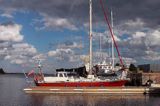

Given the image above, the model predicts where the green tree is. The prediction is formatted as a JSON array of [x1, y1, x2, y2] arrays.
[[0, 68, 5, 74], [115, 63, 120, 66], [129, 64, 137, 73]]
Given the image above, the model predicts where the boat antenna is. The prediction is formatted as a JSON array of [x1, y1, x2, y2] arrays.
[[37, 59, 44, 78], [89, 0, 93, 75]]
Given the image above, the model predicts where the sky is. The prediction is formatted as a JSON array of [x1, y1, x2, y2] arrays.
[[0, 0, 160, 73]]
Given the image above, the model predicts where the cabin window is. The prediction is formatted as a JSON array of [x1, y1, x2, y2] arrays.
[[64, 73, 67, 77], [59, 73, 63, 77]]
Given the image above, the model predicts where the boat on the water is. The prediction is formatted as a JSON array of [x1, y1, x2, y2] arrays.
[[34, 71, 128, 87], [33, 0, 129, 87]]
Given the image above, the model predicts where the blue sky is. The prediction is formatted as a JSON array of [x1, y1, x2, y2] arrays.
[[0, 0, 160, 73]]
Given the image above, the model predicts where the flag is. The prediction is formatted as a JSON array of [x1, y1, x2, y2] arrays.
[[27, 70, 34, 76]]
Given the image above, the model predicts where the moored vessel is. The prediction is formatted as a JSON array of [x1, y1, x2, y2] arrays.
[[34, 71, 128, 87], [34, 0, 129, 87]]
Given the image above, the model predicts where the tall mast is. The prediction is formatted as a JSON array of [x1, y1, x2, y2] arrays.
[[89, 0, 92, 75], [111, 10, 114, 70], [99, 0, 124, 67], [99, 34, 102, 62]]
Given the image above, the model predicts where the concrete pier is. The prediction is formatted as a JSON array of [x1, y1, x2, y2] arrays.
[[23, 86, 159, 95]]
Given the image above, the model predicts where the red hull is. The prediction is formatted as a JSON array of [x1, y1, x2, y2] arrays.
[[35, 80, 127, 87]]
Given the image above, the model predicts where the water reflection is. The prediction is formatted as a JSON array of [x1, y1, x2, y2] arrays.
[[28, 94, 150, 106], [0, 74, 160, 106]]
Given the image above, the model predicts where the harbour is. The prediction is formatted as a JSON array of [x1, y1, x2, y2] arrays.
[[1, 68, 160, 105], [0, 0, 160, 105]]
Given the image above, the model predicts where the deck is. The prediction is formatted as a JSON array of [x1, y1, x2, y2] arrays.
[[23, 86, 160, 95]]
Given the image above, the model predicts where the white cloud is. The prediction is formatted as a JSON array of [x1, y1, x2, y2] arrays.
[[12, 43, 37, 55], [0, 23, 23, 42], [1, 13, 13, 18], [128, 28, 160, 47], [10, 58, 26, 64], [123, 57, 137, 64], [143, 50, 160, 61], [3, 43, 37, 65], [48, 48, 84, 65], [129, 37, 144, 45], [145, 30, 160, 46], [133, 31, 146, 38], [48, 50, 57, 57], [92, 31, 121, 44], [32, 54, 47, 61], [0, 22, 38, 65], [0, 7, 16, 18], [57, 42, 83, 49], [125, 18, 145, 28], [117, 26, 160, 62], [36, 14, 78, 31], [0, 42, 11, 48], [116, 18, 146, 37], [69, 55, 81, 62], [48, 48, 74, 57], [93, 51, 109, 59], [92, 31, 106, 41], [128, 31, 146, 45]]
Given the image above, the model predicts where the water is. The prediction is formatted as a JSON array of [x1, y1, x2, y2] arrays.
[[0, 74, 160, 106]]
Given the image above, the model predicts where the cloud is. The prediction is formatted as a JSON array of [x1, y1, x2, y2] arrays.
[[0, 0, 159, 30], [115, 18, 147, 37], [132, 32, 146, 39], [57, 41, 83, 49], [129, 32, 146, 46], [12, 43, 37, 56], [124, 18, 145, 28], [143, 50, 160, 61], [92, 31, 121, 44], [1, 13, 13, 18], [127, 28, 160, 47], [0, 23, 23, 42], [91, 18, 160, 63], [145, 30, 160, 46], [0, 22, 38, 67], [48, 48, 74, 60], [40, 14, 78, 30], [4, 43, 37, 65], [32, 53, 47, 61], [0, 0, 160, 72], [123, 57, 137, 64], [119, 27, 160, 62], [47, 48, 85, 69]]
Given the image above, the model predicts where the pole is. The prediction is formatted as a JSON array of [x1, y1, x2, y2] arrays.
[[99, 0, 124, 67], [111, 10, 114, 70], [99, 35, 102, 62], [89, 0, 93, 75]]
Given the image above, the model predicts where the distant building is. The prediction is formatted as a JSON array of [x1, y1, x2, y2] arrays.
[[138, 64, 160, 73], [126, 64, 160, 86], [128, 72, 160, 86]]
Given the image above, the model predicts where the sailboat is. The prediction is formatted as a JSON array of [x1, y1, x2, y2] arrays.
[[96, 10, 122, 75], [34, 0, 128, 87]]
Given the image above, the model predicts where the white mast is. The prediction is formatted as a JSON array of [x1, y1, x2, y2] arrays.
[[89, 0, 92, 75], [99, 34, 102, 62], [111, 10, 114, 70]]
